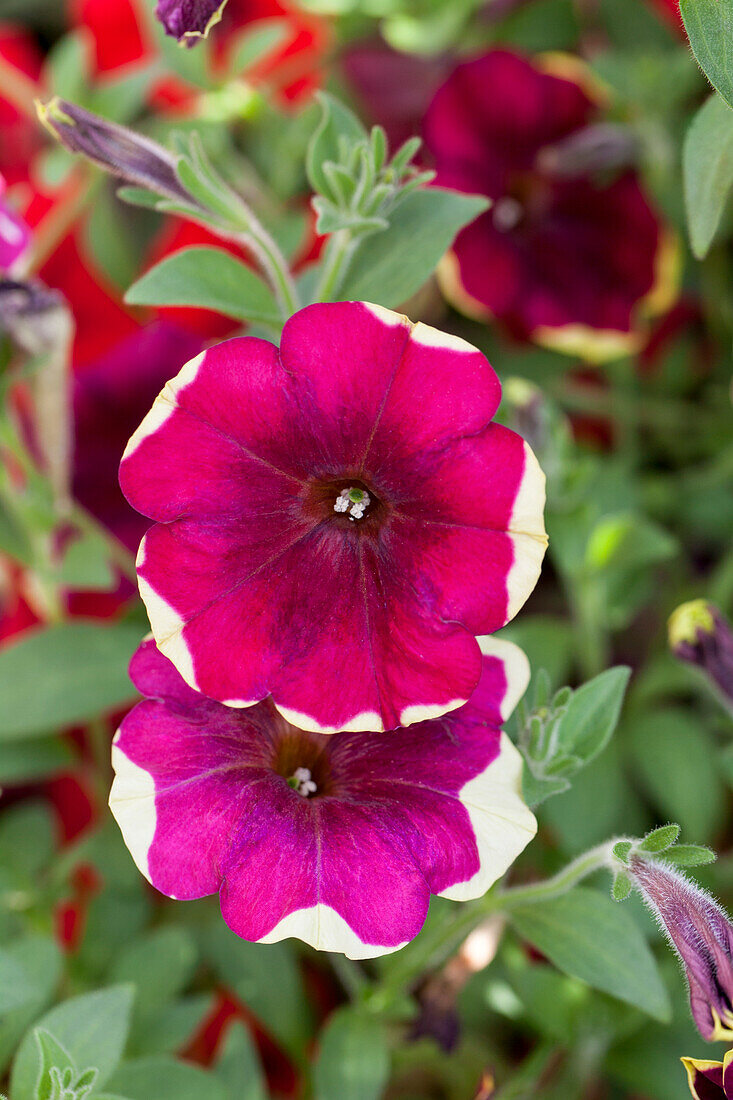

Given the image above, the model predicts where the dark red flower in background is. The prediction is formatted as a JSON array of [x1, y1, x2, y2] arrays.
[[424, 51, 676, 361]]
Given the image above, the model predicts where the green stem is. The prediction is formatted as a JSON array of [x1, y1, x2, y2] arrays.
[[314, 230, 355, 303], [238, 220, 300, 319], [329, 953, 368, 1000], [374, 842, 616, 1001]]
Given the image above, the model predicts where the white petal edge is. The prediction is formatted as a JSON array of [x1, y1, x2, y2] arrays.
[[411, 320, 483, 355], [400, 696, 468, 727], [258, 902, 408, 960], [440, 732, 537, 902], [362, 301, 413, 330], [506, 441, 548, 622], [274, 702, 385, 735], [136, 532, 201, 695], [109, 732, 156, 886], [121, 351, 205, 462], [476, 636, 531, 722]]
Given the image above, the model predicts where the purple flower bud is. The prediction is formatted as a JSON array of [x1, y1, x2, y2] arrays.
[[155, 0, 228, 45], [630, 857, 733, 1042], [0, 279, 69, 355], [35, 98, 198, 209], [669, 600, 733, 708], [537, 123, 640, 178], [682, 1050, 733, 1099]]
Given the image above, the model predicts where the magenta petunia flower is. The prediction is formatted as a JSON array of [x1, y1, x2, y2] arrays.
[[109, 634, 536, 957], [119, 301, 547, 734], [0, 174, 30, 273], [424, 51, 675, 361]]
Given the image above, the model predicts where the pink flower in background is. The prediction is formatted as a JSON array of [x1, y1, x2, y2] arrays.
[[119, 301, 547, 734], [0, 174, 30, 273], [110, 635, 536, 957], [424, 51, 675, 360]]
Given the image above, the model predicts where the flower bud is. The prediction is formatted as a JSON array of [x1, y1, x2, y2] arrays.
[[155, 0, 228, 44], [669, 600, 733, 707], [630, 856, 733, 1042], [537, 123, 640, 178], [36, 98, 197, 209], [0, 279, 68, 356], [682, 1051, 733, 1099]]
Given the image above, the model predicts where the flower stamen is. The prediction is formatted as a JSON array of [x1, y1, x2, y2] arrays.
[[288, 766, 317, 797], [334, 486, 371, 521]]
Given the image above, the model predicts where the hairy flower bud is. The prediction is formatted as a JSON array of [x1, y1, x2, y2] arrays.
[[669, 600, 733, 708], [537, 123, 640, 178], [36, 98, 198, 208], [630, 856, 733, 1042], [155, 0, 228, 44]]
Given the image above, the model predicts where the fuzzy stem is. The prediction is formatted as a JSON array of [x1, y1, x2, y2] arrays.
[[314, 230, 355, 303], [375, 842, 616, 1000]]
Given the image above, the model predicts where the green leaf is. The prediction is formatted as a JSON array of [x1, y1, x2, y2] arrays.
[[662, 844, 717, 868], [0, 938, 62, 1076], [628, 708, 726, 842], [306, 93, 366, 198], [509, 887, 671, 1021], [130, 995, 212, 1057], [612, 841, 633, 864], [34, 1029, 78, 1100], [0, 622, 142, 740], [10, 985, 134, 1099], [611, 872, 633, 902], [125, 247, 281, 327], [547, 668, 628, 767], [313, 1008, 390, 1100], [338, 187, 487, 307], [110, 928, 198, 1017], [0, 952, 43, 1014], [638, 824, 681, 853], [683, 94, 733, 259], [229, 19, 289, 74], [106, 1057, 228, 1100], [55, 533, 116, 591], [0, 735, 72, 783], [43, 32, 91, 105], [680, 0, 733, 107], [556, 666, 630, 764], [215, 1022, 267, 1100], [201, 922, 311, 1055]]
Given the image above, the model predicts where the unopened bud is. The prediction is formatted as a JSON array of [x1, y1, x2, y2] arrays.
[[630, 856, 733, 1042], [0, 279, 68, 356], [669, 600, 733, 707], [36, 98, 198, 209], [537, 123, 640, 178], [155, 0, 228, 45]]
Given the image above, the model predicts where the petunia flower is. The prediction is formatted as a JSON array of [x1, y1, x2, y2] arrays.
[[119, 301, 547, 734], [682, 1051, 733, 1099], [0, 174, 30, 274], [155, 0, 229, 45], [630, 857, 733, 1042], [424, 50, 675, 361], [109, 634, 537, 957]]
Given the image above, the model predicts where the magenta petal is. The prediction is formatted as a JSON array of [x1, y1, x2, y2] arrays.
[[121, 303, 546, 732], [110, 639, 536, 958]]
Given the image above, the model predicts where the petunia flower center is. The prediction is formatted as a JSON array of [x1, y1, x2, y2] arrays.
[[334, 486, 371, 521], [301, 475, 388, 535], [287, 766, 317, 797], [272, 724, 336, 798]]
